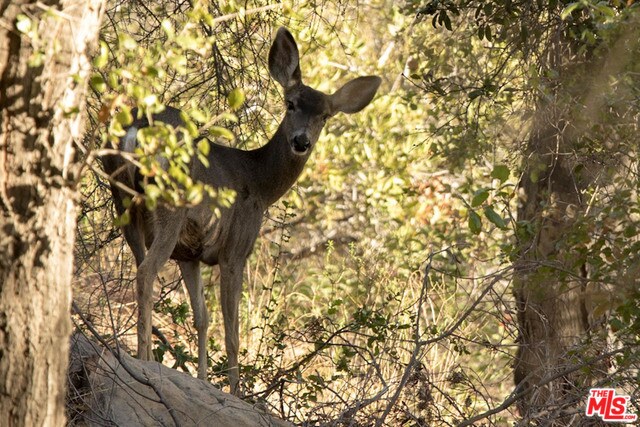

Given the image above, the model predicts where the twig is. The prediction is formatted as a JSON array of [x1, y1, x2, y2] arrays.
[[419, 273, 506, 347], [457, 348, 627, 427], [210, 3, 282, 25], [247, 324, 353, 400], [375, 252, 435, 427]]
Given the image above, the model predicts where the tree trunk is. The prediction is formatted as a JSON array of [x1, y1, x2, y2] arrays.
[[513, 113, 597, 424], [0, 0, 103, 425], [513, 19, 640, 424]]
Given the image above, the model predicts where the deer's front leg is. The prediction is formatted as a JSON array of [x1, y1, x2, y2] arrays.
[[135, 262, 155, 360], [219, 260, 243, 395], [135, 210, 185, 361]]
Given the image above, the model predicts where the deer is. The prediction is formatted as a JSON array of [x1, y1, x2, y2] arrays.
[[101, 27, 381, 394]]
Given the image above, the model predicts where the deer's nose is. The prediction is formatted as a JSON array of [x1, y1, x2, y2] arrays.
[[292, 134, 310, 153]]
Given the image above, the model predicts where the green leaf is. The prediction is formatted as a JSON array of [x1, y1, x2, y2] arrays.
[[609, 317, 626, 332], [113, 210, 131, 226], [28, 51, 44, 68], [197, 139, 210, 156], [190, 109, 207, 123], [623, 225, 637, 238], [168, 54, 187, 73], [184, 120, 198, 137], [119, 33, 137, 50], [210, 126, 234, 141], [186, 185, 203, 204], [93, 41, 109, 69], [468, 210, 482, 235], [115, 109, 133, 127], [179, 149, 191, 164], [228, 88, 245, 110], [63, 107, 80, 118], [560, 2, 581, 20], [594, 4, 615, 18], [107, 71, 119, 89], [471, 189, 489, 207], [197, 153, 209, 168], [161, 19, 174, 37], [152, 346, 165, 363], [143, 65, 159, 78], [468, 89, 483, 100], [90, 74, 106, 92], [218, 112, 238, 123], [491, 164, 510, 183], [145, 184, 161, 200], [529, 169, 540, 183], [484, 206, 507, 229]]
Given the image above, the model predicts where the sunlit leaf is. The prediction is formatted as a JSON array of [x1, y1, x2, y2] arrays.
[[145, 184, 161, 200], [90, 74, 106, 92], [16, 14, 31, 34], [210, 126, 234, 141], [197, 139, 210, 156], [115, 109, 133, 127], [560, 2, 581, 20], [93, 41, 109, 68], [228, 88, 245, 110], [113, 210, 131, 226]]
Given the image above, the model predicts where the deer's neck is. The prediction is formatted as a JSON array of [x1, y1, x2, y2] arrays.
[[249, 124, 308, 207]]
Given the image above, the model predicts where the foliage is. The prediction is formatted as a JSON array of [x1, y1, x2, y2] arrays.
[[403, 0, 640, 421], [71, 0, 640, 425]]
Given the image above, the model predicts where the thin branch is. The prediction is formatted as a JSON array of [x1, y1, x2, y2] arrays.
[[375, 252, 435, 427], [457, 348, 628, 427]]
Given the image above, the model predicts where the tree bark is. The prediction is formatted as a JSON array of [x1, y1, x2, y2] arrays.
[[513, 18, 640, 424], [0, 0, 103, 425], [513, 112, 596, 423]]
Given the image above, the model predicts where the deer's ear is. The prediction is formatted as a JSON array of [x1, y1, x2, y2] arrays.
[[268, 27, 302, 89], [330, 76, 381, 114]]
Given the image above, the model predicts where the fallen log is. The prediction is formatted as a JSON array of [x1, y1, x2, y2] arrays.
[[67, 333, 291, 427]]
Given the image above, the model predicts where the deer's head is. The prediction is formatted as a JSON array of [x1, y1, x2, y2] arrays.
[[268, 27, 381, 156]]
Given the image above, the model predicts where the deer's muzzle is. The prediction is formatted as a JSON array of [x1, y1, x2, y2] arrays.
[[292, 134, 311, 154]]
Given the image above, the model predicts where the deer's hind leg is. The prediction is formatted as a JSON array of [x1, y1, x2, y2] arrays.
[[219, 260, 243, 394], [109, 183, 146, 267], [122, 208, 146, 268], [178, 260, 209, 380]]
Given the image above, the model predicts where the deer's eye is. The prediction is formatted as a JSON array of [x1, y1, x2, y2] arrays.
[[286, 101, 295, 111]]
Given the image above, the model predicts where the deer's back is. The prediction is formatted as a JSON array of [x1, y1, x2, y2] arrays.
[[103, 109, 266, 267]]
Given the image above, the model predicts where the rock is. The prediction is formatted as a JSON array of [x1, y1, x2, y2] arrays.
[[67, 333, 291, 427]]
